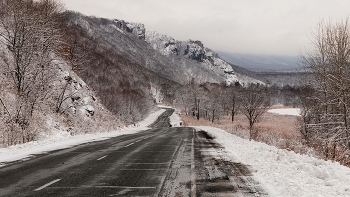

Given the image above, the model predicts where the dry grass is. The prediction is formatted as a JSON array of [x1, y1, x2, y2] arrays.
[[181, 109, 318, 157]]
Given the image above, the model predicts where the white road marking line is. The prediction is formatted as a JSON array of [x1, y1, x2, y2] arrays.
[[191, 129, 197, 197], [97, 155, 108, 161], [143, 134, 156, 140], [118, 169, 163, 171], [124, 133, 157, 147], [41, 186, 156, 189], [95, 186, 156, 189], [137, 152, 174, 153], [126, 162, 169, 164], [34, 179, 61, 191], [125, 142, 134, 147]]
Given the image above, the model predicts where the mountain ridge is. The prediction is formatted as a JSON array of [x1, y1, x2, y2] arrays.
[[146, 31, 265, 85], [69, 11, 265, 86]]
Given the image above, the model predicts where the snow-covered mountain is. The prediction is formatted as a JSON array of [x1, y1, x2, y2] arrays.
[[66, 12, 265, 86], [67, 12, 225, 85], [146, 31, 265, 85], [60, 11, 270, 124]]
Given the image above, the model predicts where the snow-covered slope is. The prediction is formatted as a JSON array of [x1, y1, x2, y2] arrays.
[[146, 31, 265, 85], [0, 32, 119, 147]]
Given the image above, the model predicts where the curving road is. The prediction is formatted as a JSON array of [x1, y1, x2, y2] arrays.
[[0, 108, 266, 196]]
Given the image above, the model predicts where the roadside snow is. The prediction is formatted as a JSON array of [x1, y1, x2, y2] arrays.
[[0, 108, 166, 166], [169, 110, 182, 127], [268, 108, 301, 116], [193, 126, 350, 197], [137, 108, 166, 128]]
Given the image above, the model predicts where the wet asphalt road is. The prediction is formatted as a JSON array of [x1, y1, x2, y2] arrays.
[[0, 109, 267, 196]]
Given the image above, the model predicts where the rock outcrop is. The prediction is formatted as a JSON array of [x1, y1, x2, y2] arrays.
[[113, 19, 146, 40], [146, 31, 265, 85]]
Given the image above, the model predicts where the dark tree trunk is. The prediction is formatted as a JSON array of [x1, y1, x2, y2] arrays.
[[212, 109, 215, 123], [231, 109, 234, 122]]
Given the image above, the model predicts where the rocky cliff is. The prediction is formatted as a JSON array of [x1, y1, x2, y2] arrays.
[[146, 31, 265, 85], [113, 19, 146, 41]]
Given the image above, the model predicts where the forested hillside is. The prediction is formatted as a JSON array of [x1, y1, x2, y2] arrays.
[[0, 0, 120, 147], [61, 11, 181, 124], [65, 12, 225, 85]]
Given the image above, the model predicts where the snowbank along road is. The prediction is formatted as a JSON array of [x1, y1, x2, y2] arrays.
[[0, 109, 266, 196]]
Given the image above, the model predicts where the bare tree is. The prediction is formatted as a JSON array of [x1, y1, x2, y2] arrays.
[[182, 80, 203, 119], [0, 0, 64, 144], [207, 84, 223, 123], [240, 85, 269, 140], [302, 18, 350, 153], [226, 85, 241, 122]]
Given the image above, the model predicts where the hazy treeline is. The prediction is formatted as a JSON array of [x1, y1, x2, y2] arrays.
[[174, 81, 300, 140]]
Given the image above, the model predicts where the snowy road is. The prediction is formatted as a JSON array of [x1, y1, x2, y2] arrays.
[[0, 109, 266, 196]]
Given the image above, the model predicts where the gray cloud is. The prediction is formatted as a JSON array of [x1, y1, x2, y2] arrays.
[[61, 0, 350, 56]]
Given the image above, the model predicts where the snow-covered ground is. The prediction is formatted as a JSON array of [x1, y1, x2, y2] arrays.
[[193, 126, 350, 197], [169, 111, 183, 127], [0, 109, 166, 167], [268, 108, 301, 116], [2, 105, 350, 197]]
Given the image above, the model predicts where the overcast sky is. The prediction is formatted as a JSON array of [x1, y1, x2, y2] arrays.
[[61, 0, 350, 56]]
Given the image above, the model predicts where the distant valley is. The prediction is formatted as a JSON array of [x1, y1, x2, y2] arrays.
[[217, 51, 302, 72], [216, 51, 310, 86]]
